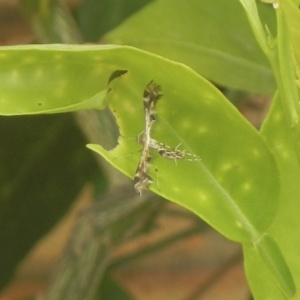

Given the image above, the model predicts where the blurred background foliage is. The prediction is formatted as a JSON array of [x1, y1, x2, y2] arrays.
[[75, 0, 153, 41]]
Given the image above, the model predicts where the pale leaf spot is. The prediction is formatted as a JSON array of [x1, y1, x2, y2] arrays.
[[180, 120, 192, 129], [236, 221, 243, 228], [220, 163, 232, 172], [242, 182, 252, 191], [197, 126, 208, 135], [35, 69, 44, 78]]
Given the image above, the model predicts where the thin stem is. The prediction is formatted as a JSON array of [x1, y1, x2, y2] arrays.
[[273, 6, 299, 127], [238, 0, 270, 56]]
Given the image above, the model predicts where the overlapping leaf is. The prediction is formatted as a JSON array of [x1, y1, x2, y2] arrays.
[[104, 0, 276, 95], [0, 44, 113, 114]]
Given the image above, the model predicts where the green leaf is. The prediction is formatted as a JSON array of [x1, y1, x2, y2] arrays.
[[74, 46, 278, 243], [243, 93, 299, 299], [75, 0, 152, 42], [0, 44, 283, 297], [0, 44, 279, 243], [103, 0, 276, 94], [243, 242, 287, 300], [0, 44, 115, 115]]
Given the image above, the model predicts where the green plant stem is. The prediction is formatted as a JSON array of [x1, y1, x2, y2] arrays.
[[239, 0, 299, 127], [271, 6, 299, 127], [239, 0, 297, 297], [239, 0, 270, 56]]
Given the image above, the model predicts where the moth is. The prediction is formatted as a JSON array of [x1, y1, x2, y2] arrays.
[[122, 81, 200, 195], [133, 81, 162, 195]]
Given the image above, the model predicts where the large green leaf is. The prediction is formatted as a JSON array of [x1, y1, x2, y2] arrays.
[[103, 0, 276, 95], [0, 45, 279, 243], [0, 44, 279, 244], [0, 44, 113, 115], [75, 0, 153, 41], [243, 92, 300, 299], [88, 71, 279, 245]]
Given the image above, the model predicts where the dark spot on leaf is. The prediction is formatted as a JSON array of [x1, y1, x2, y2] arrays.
[[108, 70, 128, 84]]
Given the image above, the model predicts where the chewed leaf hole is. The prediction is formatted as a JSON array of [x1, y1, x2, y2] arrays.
[[108, 70, 128, 84]]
